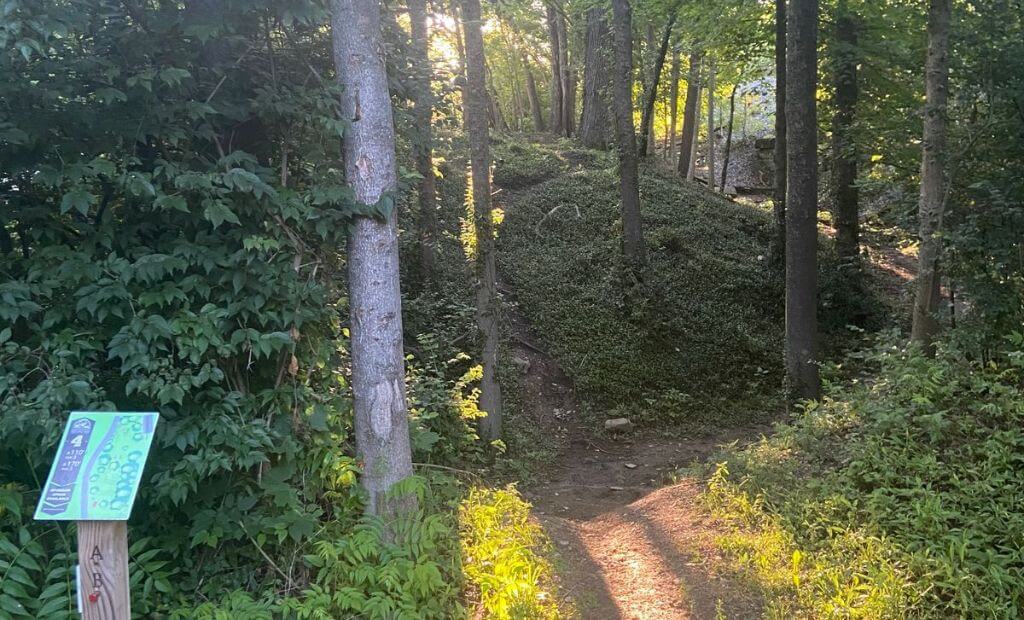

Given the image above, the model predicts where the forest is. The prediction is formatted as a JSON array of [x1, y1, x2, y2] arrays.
[[1, 0, 1023, 617]]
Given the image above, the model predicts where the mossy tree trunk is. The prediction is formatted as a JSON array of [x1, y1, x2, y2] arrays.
[[461, 0, 504, 440]]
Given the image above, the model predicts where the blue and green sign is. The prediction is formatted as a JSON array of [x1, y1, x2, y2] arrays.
[[34, 412, 158, 521]]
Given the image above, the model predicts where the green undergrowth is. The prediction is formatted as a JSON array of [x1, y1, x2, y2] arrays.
[[703, 333, 1024, 618], [493, 137, 878, 424], [459, 486, 565, 619]]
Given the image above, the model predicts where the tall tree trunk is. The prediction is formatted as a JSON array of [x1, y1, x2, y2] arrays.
[[644, 23, 657, 155], [408, 0, 437, 284], [524, 56, 545, 131], [831, 0, 859, 261], [546, 3, 564, 135], [506, 47, 525, 129], [330, 0, 415, 518], [451, 0, 468, 124], [667, 47, 680, 162], [720, 82, 738, 191], [461, 0, 504, 439], [579, 6, 611, 149], [638, 12, 677, 158], [687, 91, 699, 179], [741, 95, 748, 139], [565, 66, 577, 136], [911, 0, 951, 353], [770, 0, 787, 265], [705, 59, 716, 188], [677, 51, 700, 176], [610, 0, 646, 268], [485, 65, 508, 132], [785, 0, 820, 401], [557, 8, 574, 136]]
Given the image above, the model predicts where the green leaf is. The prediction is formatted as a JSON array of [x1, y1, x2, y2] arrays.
[[60, 187, 96, 216], [202, 200, 240, 228], [94, 88, 127, 105], [0, 594, 30, 617], [158, 67, 191, 86], [154, 195, 189, 213]]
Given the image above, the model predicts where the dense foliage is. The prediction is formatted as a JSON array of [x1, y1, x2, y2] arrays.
[[0, 1, 560, 617], [706, 335, 1024, 618]]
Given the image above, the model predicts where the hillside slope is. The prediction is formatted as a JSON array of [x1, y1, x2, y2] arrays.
[[495, 139, 787, 420]]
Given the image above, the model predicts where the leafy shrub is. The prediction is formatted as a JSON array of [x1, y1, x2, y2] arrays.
[[459, 486, 563, 619], [0, 2, 485, 616], [705, 334, 1024, 618]]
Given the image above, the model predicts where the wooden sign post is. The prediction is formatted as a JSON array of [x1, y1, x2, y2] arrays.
[[35, 412, 159, 620], [78, 521, 130, 619]]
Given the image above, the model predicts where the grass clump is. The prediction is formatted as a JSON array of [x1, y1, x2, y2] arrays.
[[459, 485, 565, 619], [703, 334, 1024, 618]]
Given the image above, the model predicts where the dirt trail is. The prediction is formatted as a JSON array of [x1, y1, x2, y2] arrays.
[[503, 298, 768, 619]]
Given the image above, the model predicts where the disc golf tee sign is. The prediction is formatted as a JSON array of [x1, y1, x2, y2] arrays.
[[35, 412, 158, 619], [35, 412, 158, 521]]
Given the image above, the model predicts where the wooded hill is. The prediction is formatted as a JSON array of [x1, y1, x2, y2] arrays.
[[1, 0, 1023, 617]]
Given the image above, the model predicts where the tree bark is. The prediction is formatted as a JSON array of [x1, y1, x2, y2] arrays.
[[644, 23, 657, 155], [770, 0, 787, 266], [610, 0, 646, 268], [667, 47, 680, 162], [485, 64, 508, 132], [579, 6, 611, 149], [705, 58, 716, 188], [638, 12, 677, 158], [720, 82, 737, 192], [785, 0, 820, 401], [330, 0, 415, 517], [831, 0, 859, 261], [911, 0, 951, 353], [503, 33, 525, 129], [677, 51, 700, 176], [546, 2, 564, 135], [524, 55, 545, 131], [461, 0, 504, 439], [687, 89, 699, 179], [557, 7, 574, 136], [408, 0, 437, 284]]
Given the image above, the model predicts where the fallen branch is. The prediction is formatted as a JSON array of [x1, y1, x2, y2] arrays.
[[512, 333, 545, 354], [534, 203, 580, 234]]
